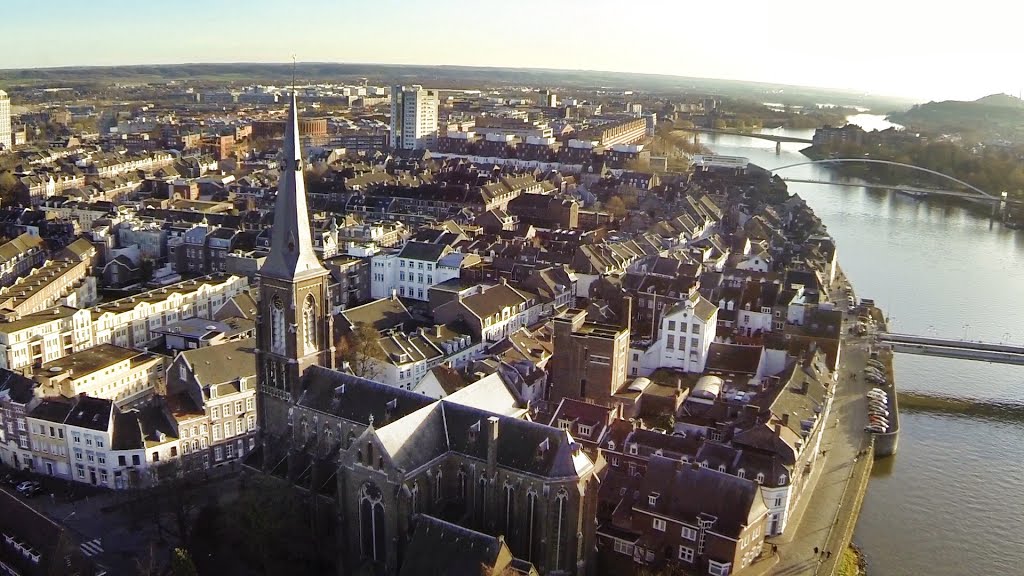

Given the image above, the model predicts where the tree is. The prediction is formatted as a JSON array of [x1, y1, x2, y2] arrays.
[[336, 321, 385, 380], [604, 196, 627, 218], [0, 172, 17, 206], [170, 548, 198, 576]]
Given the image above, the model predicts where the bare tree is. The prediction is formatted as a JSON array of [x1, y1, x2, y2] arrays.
[[336, 321, 385, 380]]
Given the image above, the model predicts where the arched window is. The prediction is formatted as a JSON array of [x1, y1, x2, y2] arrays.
[[359, 484, 386, 563], [554, 490, 569, 571], [270, 296, 286, 355], [526, 490, 539, 562], [503, 483, 515, 544], [477, 476, 488, 527], [756, 472, 765, 484], [302, 295, 317, 354], [779, 474, 787, 485], [433, 469, 443, 502], [737, 469, 746, 480], [410, 482, 420, 513], [718, 464, 726, 473], [457, 469, 467, 502]]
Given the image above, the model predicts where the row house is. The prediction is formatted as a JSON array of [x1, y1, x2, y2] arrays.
[[598, 456, 768, 576], [0, 233, 46, 287], [367, 325, 482, 390], [165, 338, 258, 473], [79, 150, 174, 179], [0, 239, 97, 317], [90, 274, 249, 349], [0, 370, 37, 470], [15, 175, 57, 205], [434, 281, 541, 343]]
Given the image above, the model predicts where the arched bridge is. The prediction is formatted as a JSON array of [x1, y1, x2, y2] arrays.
[[768, 158, 1016, 205]]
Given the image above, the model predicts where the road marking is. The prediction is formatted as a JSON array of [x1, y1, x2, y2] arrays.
[[80, 539, 103, 557]]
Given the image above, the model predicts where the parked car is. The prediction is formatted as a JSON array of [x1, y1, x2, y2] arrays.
[[15, 480, 41, 496]]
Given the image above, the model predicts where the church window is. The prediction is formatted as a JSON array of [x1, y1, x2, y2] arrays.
[[359, 484, 386, 563], [302, 295, 317, 354], [270, 296, 285, 355]]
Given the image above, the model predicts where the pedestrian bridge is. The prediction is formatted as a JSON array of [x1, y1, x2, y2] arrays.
[[877, 333, 1024, 365]]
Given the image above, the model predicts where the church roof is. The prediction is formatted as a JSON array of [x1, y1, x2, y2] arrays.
[[258, 93, 327, 282]]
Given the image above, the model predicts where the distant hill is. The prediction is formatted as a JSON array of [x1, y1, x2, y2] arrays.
[[888, 93, 1024, 142], [0, 62, 913, 111], [974, 93, 1024, 109]]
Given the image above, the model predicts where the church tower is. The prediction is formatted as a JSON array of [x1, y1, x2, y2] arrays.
[[255, 92, 334, 415]]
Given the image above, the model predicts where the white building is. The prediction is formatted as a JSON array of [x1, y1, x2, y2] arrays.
[[0, 307, 94, 371], [390, 85, 438, 150], [31, 344, 164, 408], [629, 293, 719, 376], [0, 90, 10, 150], [366, 325, 481, 390], [90, 274, 248, 348], [371, 242, 462, 302]]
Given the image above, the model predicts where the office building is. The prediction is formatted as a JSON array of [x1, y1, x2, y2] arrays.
[[0, 90, 10, 150], [390, 85, 438, 150]]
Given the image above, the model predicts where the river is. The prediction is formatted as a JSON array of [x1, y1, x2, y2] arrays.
[[699, 120, 1024, 576]]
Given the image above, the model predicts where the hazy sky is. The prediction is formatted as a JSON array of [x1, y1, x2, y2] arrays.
[[0, 0, 1019, 102]]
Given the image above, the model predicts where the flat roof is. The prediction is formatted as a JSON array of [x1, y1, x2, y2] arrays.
[[34, 343, 146, 380]]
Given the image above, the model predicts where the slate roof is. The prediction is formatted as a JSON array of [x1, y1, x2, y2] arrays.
[[705, 343, 763, 375], [27, 398, 74, 424], [0, 490, 97, 576], [111, 411, 144, 450], [181, 338, 256, 387], [64, 395, 113, 432], [341, 297, 413, 333], [399, 515, 507, 576], [0, 369, 37, 403], [297, 366, 435, 427], [397, 241, 449, 262], [624, 455, 768, 540]]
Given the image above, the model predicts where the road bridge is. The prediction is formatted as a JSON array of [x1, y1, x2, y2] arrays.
[[679, 127, 812, 153], [878, 333, 1024, 365]]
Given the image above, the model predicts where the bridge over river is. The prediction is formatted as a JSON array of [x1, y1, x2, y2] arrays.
[[679, 127, 812, 153], [878, 333, 1024, 365]]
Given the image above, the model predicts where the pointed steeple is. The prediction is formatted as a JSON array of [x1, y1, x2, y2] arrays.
[[259, 92, 326, 281]]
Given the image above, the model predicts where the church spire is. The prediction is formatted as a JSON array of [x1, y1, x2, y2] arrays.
[[259, 92, 326, 282]]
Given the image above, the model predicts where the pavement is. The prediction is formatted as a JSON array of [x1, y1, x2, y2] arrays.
[[744, 270, 877, 576], [2, 465, 244, 575]]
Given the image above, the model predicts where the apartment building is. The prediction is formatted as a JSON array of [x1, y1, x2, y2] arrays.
[[390, 85, 439, 150], [0, 306, 94, 371], [31, 344, 164, 407], [165, 339, 258, 473], [90, 274, 248, 349]]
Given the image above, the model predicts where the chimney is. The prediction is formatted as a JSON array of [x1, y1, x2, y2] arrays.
[[391, 289, 398, 301], [486, 416, 499, 478], [774, 423, 783, 437], [781, 413, 790, 428], [801, 380, 809, 394], [743, 404, 759, 421], [435, 325, 443, 338], [623, 295, 633, 334]]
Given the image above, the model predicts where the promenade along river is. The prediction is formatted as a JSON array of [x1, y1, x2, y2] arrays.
[[701, 120, 1024, 576]]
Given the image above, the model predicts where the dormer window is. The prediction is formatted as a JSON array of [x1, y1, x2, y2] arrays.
[[577, 424, 592, 437], [648, 492, 660, 506], [718, 464, 726, 473], [756, 472, 765, 484], [737, 469, 746, 479], [557, 419, 571, 430], [700, 460, 708, 468], [629, 443, 638, 455], [607, 441, 616, 451]]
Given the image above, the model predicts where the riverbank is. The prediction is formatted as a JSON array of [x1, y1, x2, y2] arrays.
[[838, 544, 867, 576]]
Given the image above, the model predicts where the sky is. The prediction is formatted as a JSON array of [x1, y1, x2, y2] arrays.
[[0, 0, 1020, 102]]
